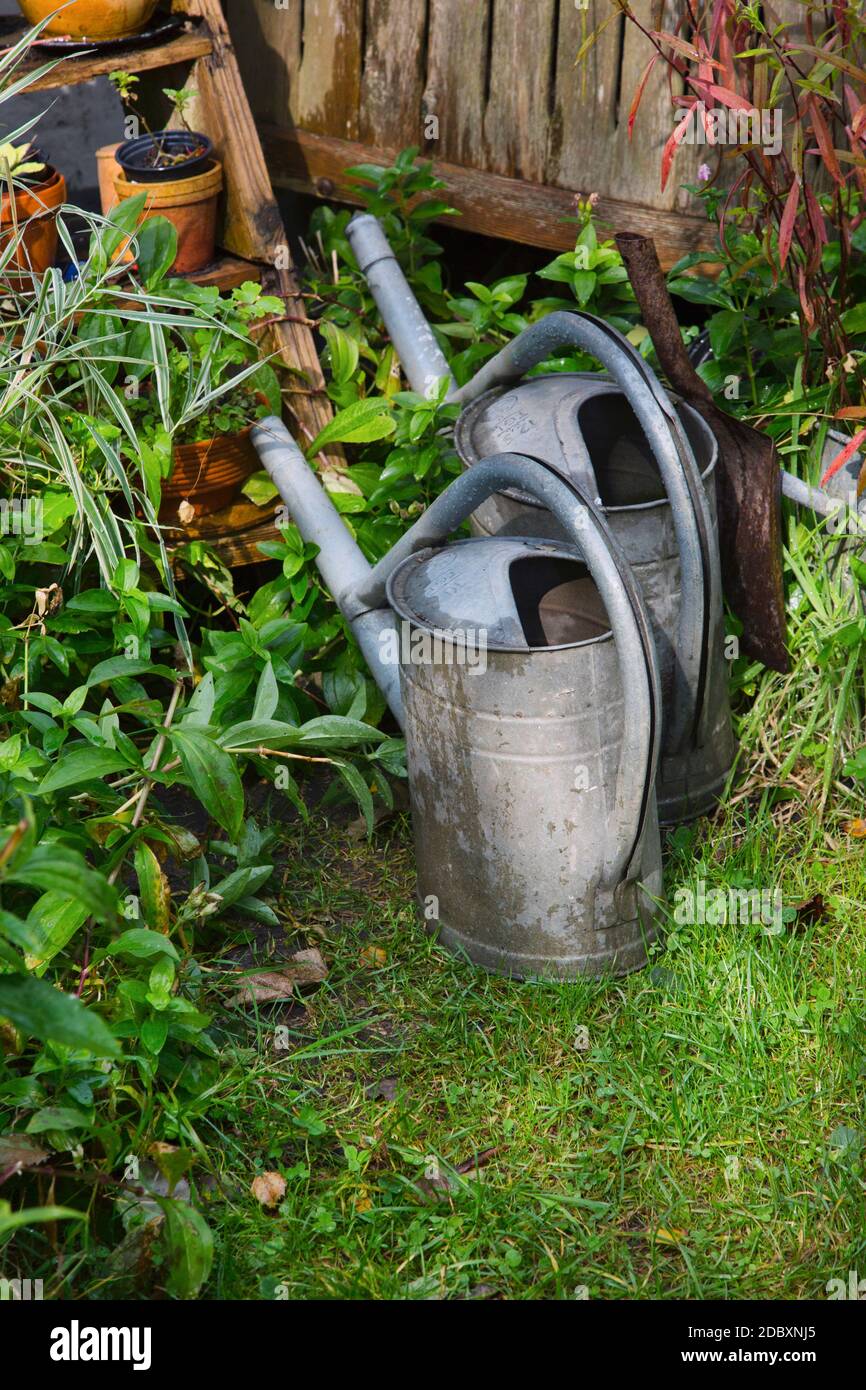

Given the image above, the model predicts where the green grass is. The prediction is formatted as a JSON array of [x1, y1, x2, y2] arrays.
[[187, 781, 865, 1301]]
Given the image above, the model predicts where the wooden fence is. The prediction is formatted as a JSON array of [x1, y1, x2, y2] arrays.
[[226, 1, 723, 266]]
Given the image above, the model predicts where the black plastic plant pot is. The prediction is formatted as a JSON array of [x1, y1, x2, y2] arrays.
[[116, 131, 214, 184]]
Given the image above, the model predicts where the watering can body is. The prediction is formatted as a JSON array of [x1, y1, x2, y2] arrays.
[[346, 213, 736, 824], [455, 373, 735, 823], [388, 537, 662, 977], [253, 421, 664, 979]]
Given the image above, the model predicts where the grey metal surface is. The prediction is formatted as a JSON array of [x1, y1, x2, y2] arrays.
[[345, 218, 732, 823], [456, 371, 735, 824], [252, 418, 664, 978], [383, 459, 663, 979], [251, 417, 405, 725], [346, 213, 456, 399]]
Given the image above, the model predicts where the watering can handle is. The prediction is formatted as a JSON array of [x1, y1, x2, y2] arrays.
[[453, 310, 717, 756], [354, 453, 661, 888]]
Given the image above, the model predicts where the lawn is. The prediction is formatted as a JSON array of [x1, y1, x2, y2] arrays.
[[193, 786, 864, 1301]]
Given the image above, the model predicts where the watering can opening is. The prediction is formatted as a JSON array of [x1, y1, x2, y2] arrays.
[[455, 376, 717, 515], [386, 537, 613, 653], [577, 392, 716, 510]]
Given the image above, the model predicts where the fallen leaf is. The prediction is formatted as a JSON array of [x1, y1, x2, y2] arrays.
[[229, 948, 327, 1005], [417, 1147, 499, 1199], [655, 1226, 688, 1245], [360, 945, 387, 968], [365, 1076, 398, 1102], [792, 893, 826, 927], [251, 1171, 286, 1208], [843, 818, 866, 837]]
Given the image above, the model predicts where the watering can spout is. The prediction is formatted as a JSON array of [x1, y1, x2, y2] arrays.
[[251, 416, 405, 727], [347, 212, 457, 400]]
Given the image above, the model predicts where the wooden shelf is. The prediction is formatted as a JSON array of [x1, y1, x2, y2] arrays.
[[164, 493, 279, 568], [12, 22, 211, 91], [183, 251, 262, 291]]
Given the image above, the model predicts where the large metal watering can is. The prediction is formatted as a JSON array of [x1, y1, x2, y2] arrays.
[[346, 213, 735, 824], [252, 419, 663, 979]]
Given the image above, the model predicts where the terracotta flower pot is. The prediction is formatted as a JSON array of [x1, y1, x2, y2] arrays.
[[0, 167, 66, 275], [115, 160, 223, 274], [17, 0, 159, 39], [160, 426, 260, 522], [95, 143, 122, 215]]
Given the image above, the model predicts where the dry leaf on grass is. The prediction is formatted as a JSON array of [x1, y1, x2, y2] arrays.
[[251, 1171, 286, 1208], [229, 948, 327, 1006], [360, 945, 387, 968], [843, 819, 866, 837], [792, 893, 827, 928], [365, 1076, 398, 1102], [654, 1226, 688, 1245]]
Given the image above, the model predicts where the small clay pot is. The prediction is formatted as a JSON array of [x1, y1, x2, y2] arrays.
[[17, 0, 159, 39], [0, 166, 66, 274], [117, 131, 215, 184], [160, 426, 260, 522], [115, 160, 223, 274]]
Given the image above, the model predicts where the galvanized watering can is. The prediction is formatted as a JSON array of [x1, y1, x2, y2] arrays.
[[346, 213, 735, 824], [252, 419, 664, 980]]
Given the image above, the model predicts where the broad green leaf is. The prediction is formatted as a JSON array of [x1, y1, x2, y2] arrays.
[[100, 928, 179, 962], [171, 728, 244, 841], [156, 1196, 213, 1299], [134, 842, 171, 934], [135, 215, 178, 288], [5, 846, 119, 926], [252, 662, 279, 722], [24, 893, 89, 976], [305, 398, 395, 457], [334, 760, 375, 837], [297, 716, 386, 748], [0, 974, 119, 1056], [37, 746, 130, 794]]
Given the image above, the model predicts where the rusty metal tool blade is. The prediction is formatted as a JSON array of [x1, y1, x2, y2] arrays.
[[615, 232, 788, 673]]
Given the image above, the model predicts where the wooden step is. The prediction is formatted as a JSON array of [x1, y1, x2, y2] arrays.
[[183, 251, 262, 291], [9, 19, 211, 91]]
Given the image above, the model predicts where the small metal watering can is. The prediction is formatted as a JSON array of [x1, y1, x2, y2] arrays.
[[346, 213, 735, 824], [252, 419, 663, 979]]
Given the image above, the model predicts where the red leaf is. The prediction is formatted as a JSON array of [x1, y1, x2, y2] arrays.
[[778, 178, 800, 270], [661, 109, 694, 191], [810, 97, 844, 185], [803, 182, 828, 245], [796, 265, 815, 332], [688, 78, 755, 112], [821, 427, 866, 486], [628, 54, 660, 140], [651, 31, 722, 66]]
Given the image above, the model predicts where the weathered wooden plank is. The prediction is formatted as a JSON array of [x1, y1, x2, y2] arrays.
[[359, 0, 427, 149], [261, 125, 715, 268], [483, 0, 558, 182], [293, 0, 364, 140], [16, 27, 212, 91], [548, 0, 622, 192], [226, 0, 299, 128], [175, 0, 337, 461], [423, 0, 490, 167], [552, 0, 703, 209]]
